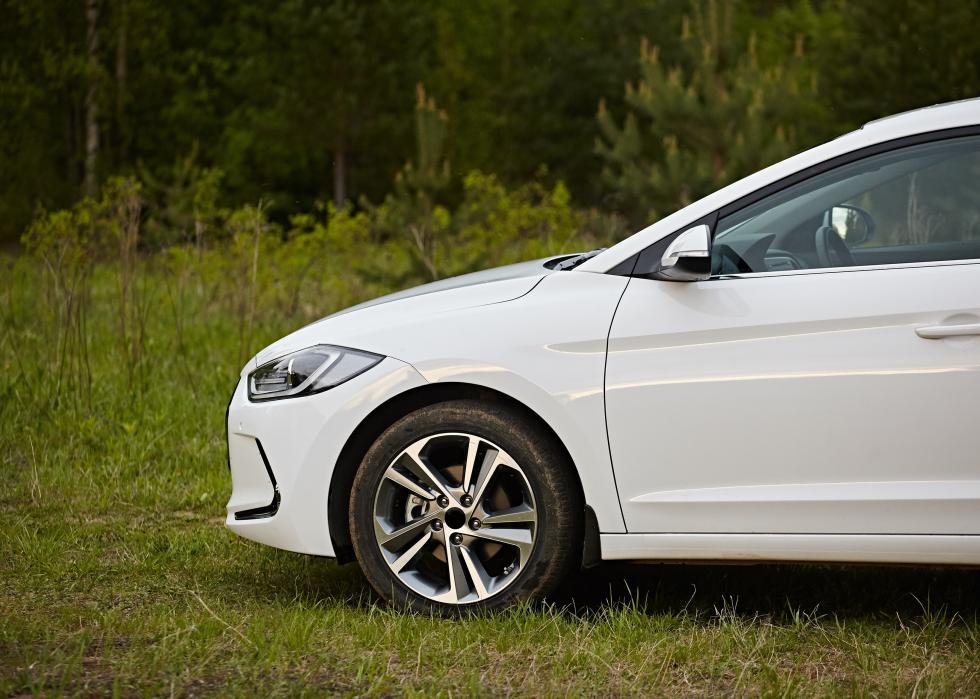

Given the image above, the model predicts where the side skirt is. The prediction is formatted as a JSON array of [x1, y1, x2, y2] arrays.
[[600, 533, 980, 566]]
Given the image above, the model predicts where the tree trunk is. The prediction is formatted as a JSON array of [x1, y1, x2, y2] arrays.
[[83, 0, 100, 198], [115, 0, 128, 167], [332, 134, 347, 208]]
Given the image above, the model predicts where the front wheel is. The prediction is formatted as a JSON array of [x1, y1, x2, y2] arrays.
[[349, 399, 583, 613]]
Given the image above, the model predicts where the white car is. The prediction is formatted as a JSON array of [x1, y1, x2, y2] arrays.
[[226, 99, 980, 612]]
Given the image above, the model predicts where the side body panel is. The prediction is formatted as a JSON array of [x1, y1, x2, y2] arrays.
[[605, 263, 980, 534]]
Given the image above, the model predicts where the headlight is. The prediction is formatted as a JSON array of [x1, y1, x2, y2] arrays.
[[247, 345, 384, 401]]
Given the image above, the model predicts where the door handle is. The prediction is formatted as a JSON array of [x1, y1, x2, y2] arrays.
[[915, 323, 980, 339]]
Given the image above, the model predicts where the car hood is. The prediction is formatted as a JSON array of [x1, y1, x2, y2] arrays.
[[250, 256, 565, 369]]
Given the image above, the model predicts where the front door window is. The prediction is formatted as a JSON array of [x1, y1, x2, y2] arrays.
[[712, 135, 980, 275]]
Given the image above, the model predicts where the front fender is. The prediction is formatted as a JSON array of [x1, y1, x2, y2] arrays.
[[410, 356, 626, 533]]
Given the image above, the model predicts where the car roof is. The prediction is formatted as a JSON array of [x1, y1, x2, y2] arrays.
[[576, 98, 980, 274], [861, 97, 980, 131]]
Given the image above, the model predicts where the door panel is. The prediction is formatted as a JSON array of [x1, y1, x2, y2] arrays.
[[605, 263, 980, 534]]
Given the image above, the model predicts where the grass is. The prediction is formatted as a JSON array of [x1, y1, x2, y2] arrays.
[[2, 256, 979, 696]]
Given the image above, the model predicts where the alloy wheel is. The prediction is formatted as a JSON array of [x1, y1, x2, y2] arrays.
[[372, 432, 538, 604]]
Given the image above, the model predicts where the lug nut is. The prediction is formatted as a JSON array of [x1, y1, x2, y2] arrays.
[[437, 496, 450, 508], [431, 520, 443, 531], [469, 518, 481, 530], [460, 494, 473, 507], [450, 533, 463, 545]]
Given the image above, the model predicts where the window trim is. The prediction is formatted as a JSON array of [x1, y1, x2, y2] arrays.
[[711, 256, 980, 281]]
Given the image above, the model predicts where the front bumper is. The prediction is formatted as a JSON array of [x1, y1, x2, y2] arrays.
[[225, 356, 428, 556]]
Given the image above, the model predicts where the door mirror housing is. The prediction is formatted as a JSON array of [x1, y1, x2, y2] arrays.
[[652, 224, 712, 281], [829, 205, 874, 246]]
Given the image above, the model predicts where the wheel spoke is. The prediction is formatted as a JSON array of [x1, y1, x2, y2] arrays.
[[443, 538, 470, 602], [402, 443, 452, 499], [458, 544, 493, 599], [470, 526, 534, 565], [390, 530, 432, 573], [383, 466, 434, 501], [375, 510, 439, 548], [480, 503, 537, 526], [462, 435, 480, 492], [471, 449, 504, 506]]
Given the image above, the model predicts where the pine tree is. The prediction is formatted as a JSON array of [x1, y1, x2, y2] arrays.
[[596, 0, 819, 227], [399, 83, 451, 199], [378, 84, 451, 280]]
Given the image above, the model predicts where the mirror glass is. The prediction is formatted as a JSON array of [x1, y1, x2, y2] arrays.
[[830, 205, 873, 246]]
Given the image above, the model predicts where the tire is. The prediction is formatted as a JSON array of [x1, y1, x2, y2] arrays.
[[349, 399, 583, 614]]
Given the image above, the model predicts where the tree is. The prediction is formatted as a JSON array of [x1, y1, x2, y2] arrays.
[[83, 0, 101, 197], [813, 0, 980, 132], [596, 0, 821, 226], [3, 0, 979, 246], [215, 0, 429, 213], [373, 84, 450, 280], [424, 0, 679, 207]]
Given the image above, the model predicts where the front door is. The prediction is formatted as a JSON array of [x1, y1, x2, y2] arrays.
[[605, 132, 980, 535]]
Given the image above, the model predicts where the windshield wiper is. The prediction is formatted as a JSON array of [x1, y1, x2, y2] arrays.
[[552, 248, 605, 271]]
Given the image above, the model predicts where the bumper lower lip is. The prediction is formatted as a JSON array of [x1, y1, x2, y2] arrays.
[[233, 439, 280, 521]]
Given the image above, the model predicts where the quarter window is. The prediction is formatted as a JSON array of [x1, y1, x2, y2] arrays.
[[712, 135, 980, 275]]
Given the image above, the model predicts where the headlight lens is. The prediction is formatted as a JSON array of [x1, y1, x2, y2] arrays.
[[247, 345, 384, 401]]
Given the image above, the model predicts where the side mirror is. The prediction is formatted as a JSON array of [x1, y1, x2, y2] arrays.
[[653, 224, 712, 282], [829, 205, 874, 246]]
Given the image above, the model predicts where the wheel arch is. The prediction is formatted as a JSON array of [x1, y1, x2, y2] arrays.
[[328, 381, 598, 565]]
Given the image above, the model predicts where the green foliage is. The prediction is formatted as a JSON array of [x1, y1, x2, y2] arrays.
[[21, 204, 99, 405], [140, 151, 227, 249], [448, 172, 583, 275], [369, 165, 617, 286], [11, 1, 979, 242], [407, 84, 451, 192], [0, 0, 87, 228], [375, 84, 452, 280], [357, 85, 622, 284], [100, 176, 148, 390], [13, 99, 621, 407], [596, 0, 823, 226], [423, 0, 681, 205], [813, 0, 980, 133], [21, 176, 147, 405]]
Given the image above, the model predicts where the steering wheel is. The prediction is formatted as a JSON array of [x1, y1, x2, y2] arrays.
[[814, 225, 855, 268]]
